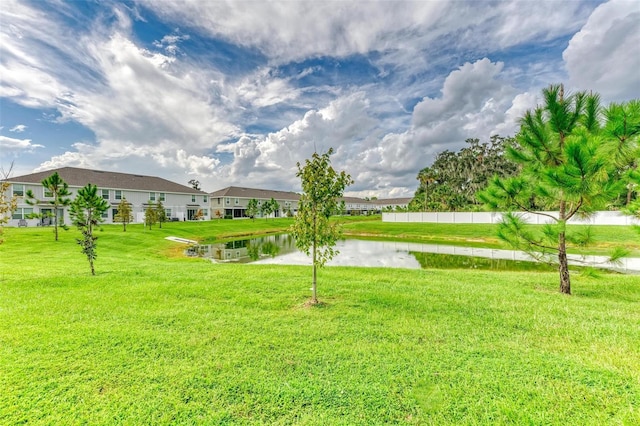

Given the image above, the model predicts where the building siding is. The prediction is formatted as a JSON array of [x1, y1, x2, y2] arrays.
[[4, 168, 208, 227]]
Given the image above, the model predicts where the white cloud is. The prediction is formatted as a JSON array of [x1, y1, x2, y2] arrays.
[[352, 59, 530, 196], [3, 0, 631, 199], [208, 60, 530, 197], [235, 68, 301, 108], [564, 0, 640, 101], [153, 33, 190, 55], [0, 135, 43, 151], [138, 0, 593, 69], [1, 2, 241, 184], [9, 124, 27, 133], [210, 92, 377, 192]]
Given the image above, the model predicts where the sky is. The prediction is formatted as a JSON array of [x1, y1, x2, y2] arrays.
[[1, 0, 639, 198]]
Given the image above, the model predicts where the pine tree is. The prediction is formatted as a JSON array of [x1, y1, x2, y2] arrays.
[[25, 171, 72, 241], [479, 85, 625, 294], [69, 184, 109, 275]]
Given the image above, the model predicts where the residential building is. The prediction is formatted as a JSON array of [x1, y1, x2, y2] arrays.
[[4, 167, 208, 226], [208, 186, 412, 218], [340, 197, 412, 215], [209, 186, 300, 219], [371, 197, 413, 212]]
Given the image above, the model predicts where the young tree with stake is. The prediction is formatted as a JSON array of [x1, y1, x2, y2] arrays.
[[0, 163, 18, 245], [291, 148, 352, 304], [25, 171, 72, 241], [69, 184, 109, 275], [114, 197, 133, 231], [246, 198, 259, 220], [155, 200, 167, 228], [144, 203, 158, 229]]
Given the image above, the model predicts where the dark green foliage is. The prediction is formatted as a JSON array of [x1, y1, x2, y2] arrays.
[[69, 183, 109, 275], [411, 135, 518, 211], [188, 179, 201, 190], [600, 99, 640, 206], [479, 84, 634, 294]]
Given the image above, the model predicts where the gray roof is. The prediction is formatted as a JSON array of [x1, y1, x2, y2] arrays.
[[341, 196, 371, 204], [210, 186, 301, 201], [340, 197, 412, 205], [8, 167, 206, 194], [371, 197, 413, 205]]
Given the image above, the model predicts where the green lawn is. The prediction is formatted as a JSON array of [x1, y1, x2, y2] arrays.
[[341, 219, 640, 256], [1, 220, 639, 425]]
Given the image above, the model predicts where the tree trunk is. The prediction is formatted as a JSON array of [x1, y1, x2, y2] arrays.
[[312, 254, 317, 304], [557, 197, 570, 295], [557, 195, 571, 294], [311, 214, 318, 304], [558, 232, 571, 295]]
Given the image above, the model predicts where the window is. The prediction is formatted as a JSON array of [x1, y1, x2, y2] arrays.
[[12, 184, 24, 197], [101, 189, 109, 200], [225, 198, 230, 205], [235, 198, 239, 205], [159, 193, 165, 202], [12, 207, 33, 219], [101, 210, 109, 219], [165, 209, 172, 218], [115, 190, 122, 200], [203, 196, 207, 203], [191, 195, 196, 203], [44, 188, 53, 198], [149, 192, 156, 201]]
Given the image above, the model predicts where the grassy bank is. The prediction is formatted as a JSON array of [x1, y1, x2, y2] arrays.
[[341, 219, 640, 255], [1, 220, 639, 424]]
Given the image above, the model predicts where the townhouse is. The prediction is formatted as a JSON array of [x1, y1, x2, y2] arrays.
[[209, 186, 412, 219], [5, 167, 208, 226], [209, 186, 300, 219]]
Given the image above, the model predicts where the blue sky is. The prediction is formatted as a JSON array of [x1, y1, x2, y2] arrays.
[[1, 0, 639, 197]]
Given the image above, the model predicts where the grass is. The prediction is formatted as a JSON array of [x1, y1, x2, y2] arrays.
[[1, 219, 639, 424], [341, 219, 640, 256]]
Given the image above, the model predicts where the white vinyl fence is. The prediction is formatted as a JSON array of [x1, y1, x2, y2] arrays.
[[383, 211, 639, 226]]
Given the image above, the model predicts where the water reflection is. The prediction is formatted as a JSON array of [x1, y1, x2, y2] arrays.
[[187, 234, 640, 274], [187, 234, 296, 263]]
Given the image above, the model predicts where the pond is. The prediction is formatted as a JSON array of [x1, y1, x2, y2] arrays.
[[187, 234, 640, 274]]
